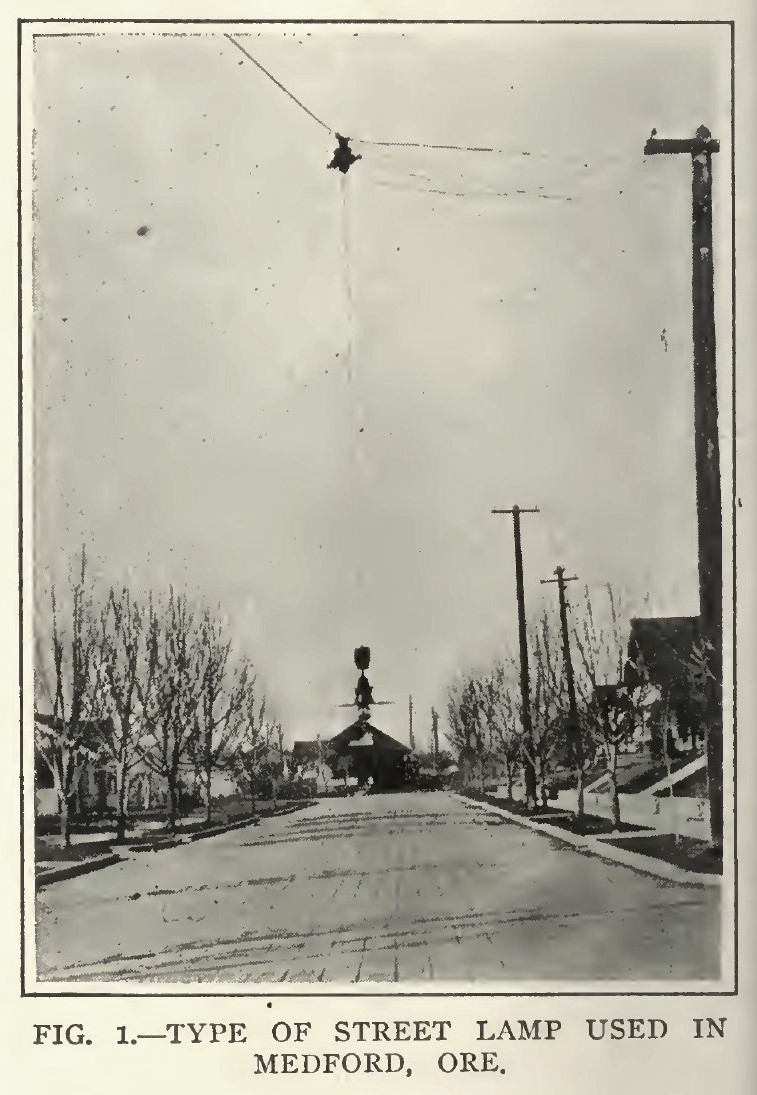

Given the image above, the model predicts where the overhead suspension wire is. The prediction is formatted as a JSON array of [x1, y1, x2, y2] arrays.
[[225, 32, 628, 188], [225, 33, 547, 163], [357, 138, 497, 153], [225, 34, 333, 134]]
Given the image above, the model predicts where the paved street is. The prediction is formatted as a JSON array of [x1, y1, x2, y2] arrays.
[[36, 792, 720, 984]]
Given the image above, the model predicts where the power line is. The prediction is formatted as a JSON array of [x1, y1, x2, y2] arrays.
[[225, 33, 333, 134], [225, 34, 633, 182], [225, 35, 536, 161], [357, 138, 496, 153], [371, 175, 575, 203]]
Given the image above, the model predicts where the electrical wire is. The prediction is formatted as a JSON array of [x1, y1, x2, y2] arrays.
[[225, 34, 540, 161], [225, 34, 333, 134], [370, 174, 575, 203], [339, 172, 355, 385], [357, 138, 496, 153], [225, 32, 631, 184]]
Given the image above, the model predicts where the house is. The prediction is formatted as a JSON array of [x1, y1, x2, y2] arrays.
[[624, 615, 703, 754], [292, 718, 412, 791], [34, 711, 178, 820], [329, 719, 412, 789], [561, 615, 709, 836]]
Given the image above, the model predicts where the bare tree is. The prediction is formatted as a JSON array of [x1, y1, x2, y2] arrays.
[[529, 612, 565, 808], [34, 548, 107, 846], [193, 609, 248, 824], [486, 662, 523, 801], [447, 673, 487, 788], [572, 585, 654, 828], [229, 677, 267, 820], [138, 590, 205, 833], [99, 586, 152, 841]]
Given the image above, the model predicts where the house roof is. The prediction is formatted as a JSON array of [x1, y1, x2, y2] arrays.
[[291, 740, 325, 765], [625, 616, 699, 690], [328, 721, 410, 755]]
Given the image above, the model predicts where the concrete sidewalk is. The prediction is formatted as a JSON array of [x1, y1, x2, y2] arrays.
[[457, 793, 720, 887]]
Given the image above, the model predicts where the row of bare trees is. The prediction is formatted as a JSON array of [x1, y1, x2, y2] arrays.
[[447, 585, 676, 827], [34, 550, 279, 845]]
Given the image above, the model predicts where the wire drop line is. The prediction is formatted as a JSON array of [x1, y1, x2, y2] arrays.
[[339, 173, 355, 386], [225, 34, 333, 134]]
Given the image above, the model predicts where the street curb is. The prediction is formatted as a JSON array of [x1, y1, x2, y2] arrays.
[[187, 802, 316, 843], [125, 814, 269, 852], [126, 802, 317, 852], [38, 804, 318, 879], [36, 852, 125, 889], [455, 793, 720, 888], [188, 814, 264, 843]]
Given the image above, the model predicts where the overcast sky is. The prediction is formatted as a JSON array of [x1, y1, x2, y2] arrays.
[[31, 23, 732, 747]]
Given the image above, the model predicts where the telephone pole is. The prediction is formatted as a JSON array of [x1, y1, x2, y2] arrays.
[[541, 565, 584, 815], [645, 125, 723, 849], [408, 694, 415, 750], [491, 504, 540, 808]]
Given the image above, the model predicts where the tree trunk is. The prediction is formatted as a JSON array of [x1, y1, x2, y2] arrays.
[[535, 756, 546, 809], [506, 759, 514, 801], [204, 727, 213, 825], [576, 764, 585, 818], [115, 762, 128, 842], [205, 769, 213, 826], [664, 742, 680, 846], [59, 791, 70, 848], [524, 746, 537, 810], [166, 773, 178, 834], [609, 746, 621, 829]]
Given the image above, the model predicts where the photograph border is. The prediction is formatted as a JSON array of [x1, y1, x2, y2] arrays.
[[17, 15, 739, 1000]]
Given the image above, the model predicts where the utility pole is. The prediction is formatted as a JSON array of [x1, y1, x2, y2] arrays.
[[541, 565, 584, 816], [431, 707, 440, 764], [645, 125, 723, 850], [408, 695, 415, 750], [491, 504, 540, 808]]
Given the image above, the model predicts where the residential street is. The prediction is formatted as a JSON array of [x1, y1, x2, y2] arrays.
[[36, 792, 720, 984]]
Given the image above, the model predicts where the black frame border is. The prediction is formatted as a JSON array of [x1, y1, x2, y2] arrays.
[[17, 16, 739, 1000]]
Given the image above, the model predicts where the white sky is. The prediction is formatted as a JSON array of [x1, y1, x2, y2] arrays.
[[31, 23, 732, 748]]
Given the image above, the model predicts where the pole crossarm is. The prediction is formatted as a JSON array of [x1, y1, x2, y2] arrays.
[[644, 125, 720, 157]]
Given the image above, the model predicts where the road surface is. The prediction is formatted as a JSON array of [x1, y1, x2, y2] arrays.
[[36, 792, 720, 984]]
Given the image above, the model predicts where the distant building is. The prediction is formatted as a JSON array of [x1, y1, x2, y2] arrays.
[[292, 720, 412, 791]]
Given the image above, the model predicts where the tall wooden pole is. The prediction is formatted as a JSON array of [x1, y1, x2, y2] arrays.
[[431, 707, 440, 764], [492, 505, 540, 808], [645, 125, 723, 849], [541, 566, 583, 815], [408, 695, 415, 750]]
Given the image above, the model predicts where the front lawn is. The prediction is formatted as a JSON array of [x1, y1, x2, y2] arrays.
[[603, 833, 722, 874]]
